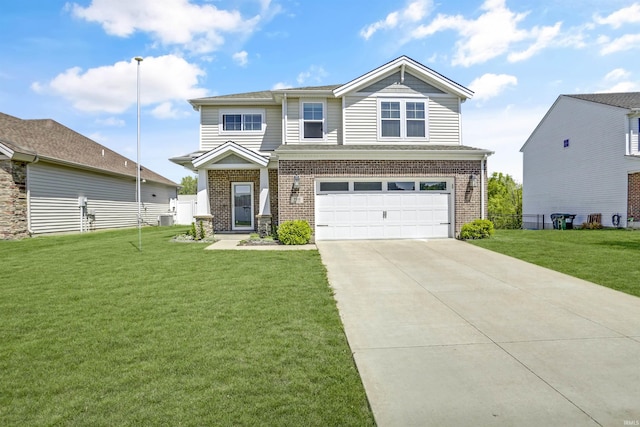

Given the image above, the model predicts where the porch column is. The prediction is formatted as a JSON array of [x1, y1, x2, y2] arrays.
[[257, 167, 272, 237], [194, 169, 213, 238], [196, 169, 210, 216]]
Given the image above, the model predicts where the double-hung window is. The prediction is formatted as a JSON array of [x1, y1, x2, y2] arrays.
[[220, 110, 264, 134], [301, 101, 325, 140], [378, 98, 428, 140]]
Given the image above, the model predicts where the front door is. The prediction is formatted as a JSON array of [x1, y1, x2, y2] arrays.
[[232, 182, 254, 230]]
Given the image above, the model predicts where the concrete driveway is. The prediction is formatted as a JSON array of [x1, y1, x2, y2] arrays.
[[317, 239, 640, 427]]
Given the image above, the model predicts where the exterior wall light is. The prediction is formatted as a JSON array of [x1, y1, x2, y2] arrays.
[[293, 175, 300, 190], [469, 174, 479, 188]]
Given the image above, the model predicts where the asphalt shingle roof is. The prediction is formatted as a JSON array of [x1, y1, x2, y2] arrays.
[[565, 92, 640, 109], [0, 112, 177, 186]]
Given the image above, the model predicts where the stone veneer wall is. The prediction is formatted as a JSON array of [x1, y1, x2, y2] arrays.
[[0, 160, 29, 239], [208, 169, 279, 232], [278, 159, 486, 236], [628, 172, 640, 221]]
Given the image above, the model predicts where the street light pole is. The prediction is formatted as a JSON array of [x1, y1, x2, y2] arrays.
[[135, 56, 143, 252]]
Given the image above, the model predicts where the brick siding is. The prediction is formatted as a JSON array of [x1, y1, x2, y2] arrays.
[[0, 160, 29, 239], [278, 159, 486, 235], [628, 173, 640, 220], [208, 169, 279, 232]]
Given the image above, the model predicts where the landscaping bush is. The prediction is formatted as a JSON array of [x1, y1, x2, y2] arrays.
[[277, 220, 312, 245], [580, 221, 603, 230], [459, 219, 495, 240]]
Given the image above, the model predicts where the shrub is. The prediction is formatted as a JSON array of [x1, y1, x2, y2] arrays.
[[580, 221, 603, 230], [277, 220, 312, 245], [459, 219, 495, 240]]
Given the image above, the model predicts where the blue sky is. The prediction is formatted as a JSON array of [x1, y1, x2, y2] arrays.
[[1, 0, 639, 184]]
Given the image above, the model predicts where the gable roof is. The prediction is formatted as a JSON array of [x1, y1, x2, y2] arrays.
[[565, 92, 640, 110], [333, 56, 473, 99], [520, 92, 640, 152], [188, 55, 472, 107], [0, 112, 177, 186]]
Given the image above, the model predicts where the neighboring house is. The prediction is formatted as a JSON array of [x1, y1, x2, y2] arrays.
[[0, 112, 178, 239], [521, 92, 640, 228], [171, 56, 493, 240]]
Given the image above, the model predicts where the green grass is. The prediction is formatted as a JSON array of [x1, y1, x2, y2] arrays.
[[0, 227, 374, 426], [467, 229, 640, 297]]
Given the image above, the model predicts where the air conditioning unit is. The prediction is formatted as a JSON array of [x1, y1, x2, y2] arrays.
[[158, 214, 174, 226]]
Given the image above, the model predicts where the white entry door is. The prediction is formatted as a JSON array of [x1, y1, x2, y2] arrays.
[[232, 183, 254, 230], [315, 191, 450, 240]]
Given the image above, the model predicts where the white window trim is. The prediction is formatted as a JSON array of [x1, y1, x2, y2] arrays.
[[299, 99, 327, 141], [376, 97, 429, 141], [219, 109, 266, 135]]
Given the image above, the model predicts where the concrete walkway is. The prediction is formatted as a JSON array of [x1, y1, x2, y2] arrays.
[[317, 239, 640, 427]]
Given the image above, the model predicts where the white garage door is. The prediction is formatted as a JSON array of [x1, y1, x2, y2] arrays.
[[315, 180, 451, 240]]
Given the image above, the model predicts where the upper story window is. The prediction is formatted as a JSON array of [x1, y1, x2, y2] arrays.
[[219, 109, 265, 134], [301, 101, 326, 140], [378, 98, 428, 140]]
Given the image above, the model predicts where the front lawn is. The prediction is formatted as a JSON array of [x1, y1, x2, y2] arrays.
[[467, 229, 640, 297], [0, 227, 374, 426]]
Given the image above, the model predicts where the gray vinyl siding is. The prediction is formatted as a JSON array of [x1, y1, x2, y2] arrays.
[[284, 98, 341, 144], [360, 71, 446, 95], [28, 162, 176, 234], [343, 95, 460, 144], [522, 96, 633, 227], [200, 105, 282, 152]]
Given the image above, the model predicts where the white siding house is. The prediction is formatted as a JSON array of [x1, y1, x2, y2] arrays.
[[0, 112, 178, 239], [521, 93, 640, 228]]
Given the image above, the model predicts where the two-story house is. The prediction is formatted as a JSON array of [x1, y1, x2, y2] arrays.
[[521, 93, 640, 228], [170, 56, 493, 240]]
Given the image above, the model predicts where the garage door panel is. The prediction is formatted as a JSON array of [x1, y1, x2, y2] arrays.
[[316, 187, 451, 240]]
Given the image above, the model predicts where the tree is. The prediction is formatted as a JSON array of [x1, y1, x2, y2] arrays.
[[487, 172, 522, 229], [178, 175, 197, 195]]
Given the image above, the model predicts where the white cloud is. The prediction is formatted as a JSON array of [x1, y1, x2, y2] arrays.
[[296, 65, 328, 86], [232, 51, 249, 67], [95, 117, 125, 127], [604, 68, 631, 81], [599, 33, 640, 54], [360, 0, 432, 40], [507, 22, 562, 62], [603, 81, 640, 92], [68, 0, 271, 54], [600, 68, 639, 92], [31, 55, 207, 114], [468, 73, 517, 101], [152, 101, 185, 119], [271, 82, 292, 90], [594, 3, 640, 28], [411, 0, 562, 66]]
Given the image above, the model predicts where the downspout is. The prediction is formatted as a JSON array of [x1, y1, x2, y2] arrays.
[[481, 154, 487, 219], [341, 96, 346, 144]]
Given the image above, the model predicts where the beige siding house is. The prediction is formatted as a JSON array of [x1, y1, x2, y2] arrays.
[[171, 56, 493, 240], [0, 113, 178, 239]]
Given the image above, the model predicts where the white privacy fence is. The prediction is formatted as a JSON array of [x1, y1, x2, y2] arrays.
[[170, 195, 197, 225]]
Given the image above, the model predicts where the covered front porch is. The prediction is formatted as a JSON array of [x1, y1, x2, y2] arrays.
[[171, 141, 278, 236]]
